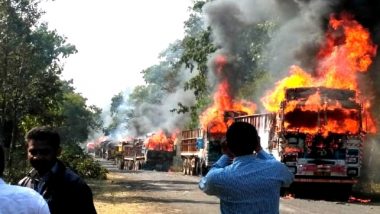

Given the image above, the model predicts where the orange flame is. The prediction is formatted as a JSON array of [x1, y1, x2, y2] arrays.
[[284, 147, 303, 153], [144, 130, 175, 152], [200, 55, 256, 134], [262, 12, 377, 134], [348, 196, 371, 203]]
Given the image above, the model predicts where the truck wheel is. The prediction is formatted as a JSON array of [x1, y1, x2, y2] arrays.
[[134, 161, 139, 170], [118, 160, 124, 170], [182, 159, 188, 175], [128, 161, 133, 170], [194, 159, 199, 175]]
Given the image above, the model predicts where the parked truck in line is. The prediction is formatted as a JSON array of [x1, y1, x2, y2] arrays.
[[235, 87, 365, 197], [114, 133, 175, 171], [181, 87, 365, 196], [180, 111, 246, 176], [143, 132, 175, 171], [114, 138, 145, 170]]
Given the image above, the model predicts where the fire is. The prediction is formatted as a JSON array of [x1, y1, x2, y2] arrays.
[[262, 12, 377, 133], [348, 196, 371, 203], [200, 55, 256, 134], [284, 147, 302, 154], [144, 130, 175, 152]]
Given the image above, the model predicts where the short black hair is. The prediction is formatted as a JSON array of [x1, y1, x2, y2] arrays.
[[25, 126, 61, 150], [226, 122, 259, 156]]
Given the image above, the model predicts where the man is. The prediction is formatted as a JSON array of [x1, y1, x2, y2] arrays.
[[0, 144, 50, 214], [199, 122, 294, 214], [18, 126, 97, 214]]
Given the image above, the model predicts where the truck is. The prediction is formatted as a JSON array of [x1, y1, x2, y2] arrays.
[[142, 132, 175, 171], [181, 87, 365, 195], [180, 111, 246, 175], [235, 87, 365, 197], [114, 138, 145, 170]]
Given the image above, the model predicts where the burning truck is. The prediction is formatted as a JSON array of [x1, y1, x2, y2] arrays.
[[181, 10, 377, 199], [114, 131, 175, 171], [142, 131, 175, 171], [114, 138, 145, 170], [180, 111, 247, 175], [236, 87, 366, 192]]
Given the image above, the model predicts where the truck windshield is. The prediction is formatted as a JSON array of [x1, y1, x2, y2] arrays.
[[285, 133, 347, 160], [284, 106, 360, 134], [283, 87, 362, 135]]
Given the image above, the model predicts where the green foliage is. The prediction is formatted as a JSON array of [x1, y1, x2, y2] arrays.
[[0, 1, 76, 176], [231, 21, 276, 103], [60, 144, 107, 180], [58, 91, 103, 145], [108, 0, 276, 131], [0, 1, 105, 181], [110, 92, 124, 116], [178, 3, 217, 126]]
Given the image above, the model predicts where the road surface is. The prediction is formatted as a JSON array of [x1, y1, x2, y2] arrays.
[[93, 159, 380, 214]]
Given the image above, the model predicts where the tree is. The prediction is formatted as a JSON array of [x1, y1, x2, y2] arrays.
[[0, 0, 76, 171], [175, 1, 216, 127], [58, 90, 103, 145]]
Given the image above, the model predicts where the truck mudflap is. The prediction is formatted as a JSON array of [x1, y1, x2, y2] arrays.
[[294, 178, 358, 184]]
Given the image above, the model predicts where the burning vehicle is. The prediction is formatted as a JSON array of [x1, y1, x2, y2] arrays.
[[114, 138, 145, 170], [113, 131, 175, 171], [181, 11, 378, 197], [180, 54, 255, 175], [143, 131, 175, 171], [180, 111, 247, 175], [236, 87, 366, 192]]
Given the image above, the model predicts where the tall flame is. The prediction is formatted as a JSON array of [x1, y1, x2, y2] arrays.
[[144, 130, 175, 152], [200, 55, 256, 134], [262, 12, 377, 133]]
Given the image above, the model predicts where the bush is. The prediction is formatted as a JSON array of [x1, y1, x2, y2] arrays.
[[60, 144, 108, 180]]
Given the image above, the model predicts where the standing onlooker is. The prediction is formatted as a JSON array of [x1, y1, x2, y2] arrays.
[[199, 122, 294, 214], [18, 126, 97, 214], [0, 144, 50, 214]]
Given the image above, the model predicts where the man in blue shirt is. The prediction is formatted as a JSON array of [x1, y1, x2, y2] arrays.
[[199, 122, 294, 214]]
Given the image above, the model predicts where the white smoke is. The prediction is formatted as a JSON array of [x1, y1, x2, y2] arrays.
[[122, 65, 197, 137]]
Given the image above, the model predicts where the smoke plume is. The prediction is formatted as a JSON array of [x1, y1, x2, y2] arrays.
[[203, 0, 380, 186], [112, 66, 196, 138]]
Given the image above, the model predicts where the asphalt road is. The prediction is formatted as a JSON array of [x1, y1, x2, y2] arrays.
[[98, 159, 380, 214]]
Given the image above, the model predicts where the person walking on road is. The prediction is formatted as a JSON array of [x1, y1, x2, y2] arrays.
[[199, 122, 294, 214], [18, 126, 97, 214], [0, 144, 50, 214]]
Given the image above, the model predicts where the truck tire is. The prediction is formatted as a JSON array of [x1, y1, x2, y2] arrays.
[[118, 160, 124, 170], [134, 161, 140, 170], [186, 164, 190, 175], [190, 166, 194, 176], [195, 159, 200, 176], [183, 159, 188, 175], [128, 161, 133, 170]]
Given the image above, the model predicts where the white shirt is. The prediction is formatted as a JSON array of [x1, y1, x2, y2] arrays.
[[0, 178, 50, 214]]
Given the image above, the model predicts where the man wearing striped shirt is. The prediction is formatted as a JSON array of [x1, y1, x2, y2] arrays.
[[199, 122, 294, 214]]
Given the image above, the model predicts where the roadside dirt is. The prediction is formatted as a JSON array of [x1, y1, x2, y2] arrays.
[[88, 160, 219, 214]]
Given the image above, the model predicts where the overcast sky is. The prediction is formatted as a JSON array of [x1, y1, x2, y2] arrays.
[[40, 0, 192, 109]]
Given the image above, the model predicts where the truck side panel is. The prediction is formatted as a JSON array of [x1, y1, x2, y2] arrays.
[[235, 113, 279, 160]]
